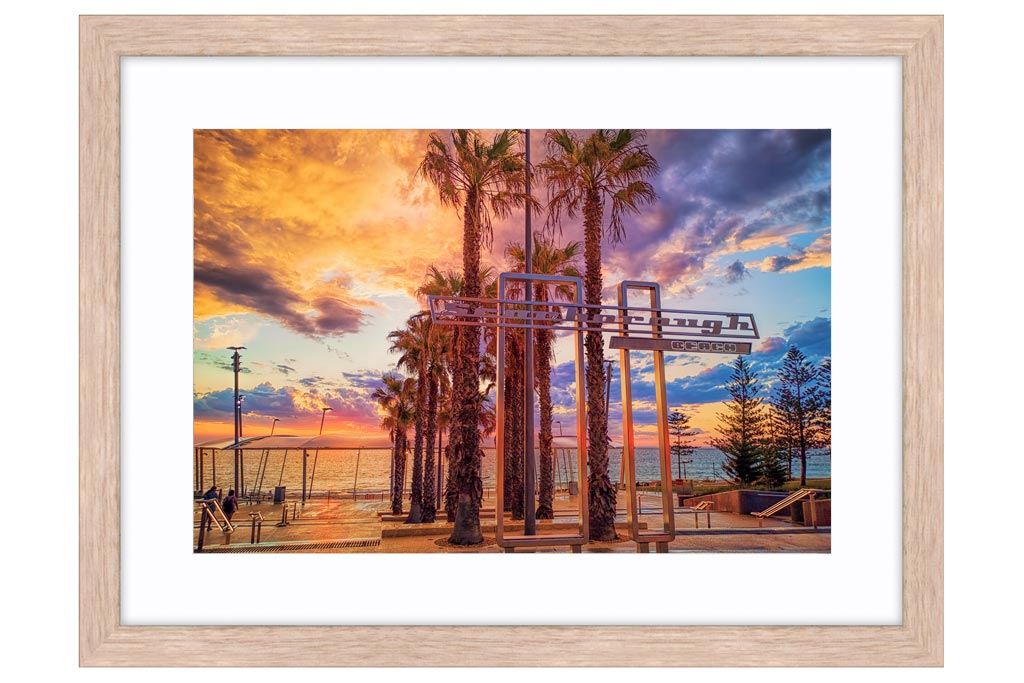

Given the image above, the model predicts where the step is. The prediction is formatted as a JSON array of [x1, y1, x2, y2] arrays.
[[382, 520, 647, 538]]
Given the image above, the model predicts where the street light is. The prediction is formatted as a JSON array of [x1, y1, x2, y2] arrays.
[[227, 346, 246, 495], [253, 417, 280, 498], [306, 407, 333, 504]]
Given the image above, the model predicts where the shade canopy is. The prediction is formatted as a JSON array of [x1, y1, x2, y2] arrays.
[[198, 434, 622, 450], [193, 437, 249, 450], [547, 435, 623, 450], [210, 433, 393, 451]]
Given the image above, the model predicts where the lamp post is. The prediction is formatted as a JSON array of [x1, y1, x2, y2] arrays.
[[254, 417, 279, 498], [237, 394, 245, 494], [227, 346, 246, 495], [306, 407, 332, 504]]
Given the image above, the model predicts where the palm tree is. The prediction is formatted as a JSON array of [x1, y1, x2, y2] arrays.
[[502, 325, 525, 519], [371, 373, 415, 515], [507, 236, 582, 519], [538, 129, 658, 541], [388, 314, 434, 523], [421, 321, 452, 523], [419, 130, 533, 544], [416, 265, 492, 521]]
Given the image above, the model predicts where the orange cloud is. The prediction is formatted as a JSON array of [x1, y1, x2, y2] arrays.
[[194, 130, 470, 337]]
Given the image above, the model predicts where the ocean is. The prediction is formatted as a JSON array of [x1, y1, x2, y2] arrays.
[[194, 445, 831, 496]]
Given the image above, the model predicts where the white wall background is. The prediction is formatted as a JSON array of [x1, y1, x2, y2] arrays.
[[0, 0, 1018, 680]]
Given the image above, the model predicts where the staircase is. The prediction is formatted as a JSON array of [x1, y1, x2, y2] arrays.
[[751, 489, 822, 528]]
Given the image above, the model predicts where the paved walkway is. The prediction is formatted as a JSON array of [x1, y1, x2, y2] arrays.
[[194, 490, 830, 553]]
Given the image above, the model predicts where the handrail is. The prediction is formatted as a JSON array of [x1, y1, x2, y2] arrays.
[[196, 498, 233, 532], [752, 488, 821, 527]]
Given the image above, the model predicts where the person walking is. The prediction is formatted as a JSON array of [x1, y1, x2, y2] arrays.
[[201, 485, 219, 531], [222, 489, 239, 530]]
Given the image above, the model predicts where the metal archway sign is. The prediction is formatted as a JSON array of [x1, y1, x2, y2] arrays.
[[429, 273, 759, 552]]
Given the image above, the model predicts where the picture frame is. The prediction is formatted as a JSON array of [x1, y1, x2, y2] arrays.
[[80, 14, 943, 667]]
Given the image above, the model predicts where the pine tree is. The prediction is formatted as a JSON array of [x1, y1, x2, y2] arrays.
[[712, 356, 768, 486], [667, 409, 697, 480], [772, 346, 823, 486], [816, 357, 832, 451], [761, 406, 790, 489]]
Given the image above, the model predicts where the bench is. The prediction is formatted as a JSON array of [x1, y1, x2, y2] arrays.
[[680, 500, 713, 528]]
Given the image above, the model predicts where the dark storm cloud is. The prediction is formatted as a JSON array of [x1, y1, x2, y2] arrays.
[[195, 351, 252, 374], [194, 262, 366, 337], [194, 380, 381, 426], [602, 130, 831, 286], [783, 317, 831, 359], [621, 317, 831, 407], [688, 130, 830, 211], [724, 260, 749, 284], [341, 370, 385, 389], [193, 382, 300, 421]]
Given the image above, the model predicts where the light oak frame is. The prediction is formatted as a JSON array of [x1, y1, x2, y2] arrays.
[[80, 15, 943, 667]]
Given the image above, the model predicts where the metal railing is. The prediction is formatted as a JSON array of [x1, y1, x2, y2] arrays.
[[751, 488, 821, 528], [195, 498, 235, 552]]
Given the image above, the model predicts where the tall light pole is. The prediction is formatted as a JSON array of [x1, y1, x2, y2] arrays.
[[306, 407, 332, 504], [523, 128, 537, 536], [237, 394, 245, 494], [270, 417, 280, 436], [227, 346, 246, 495]]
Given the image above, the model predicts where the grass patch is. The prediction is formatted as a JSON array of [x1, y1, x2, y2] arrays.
[[690, 478, 831, 497]]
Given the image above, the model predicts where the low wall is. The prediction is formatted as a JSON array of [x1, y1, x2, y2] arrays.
[[799, 498, 831, 527], [682, 490, 793, 515]]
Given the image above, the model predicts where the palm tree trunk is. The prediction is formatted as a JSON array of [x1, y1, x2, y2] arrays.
[[583, 190, 617, 541], [504, 328, 525, 520], [444, 329, 461, 522], [450, 190, 484, 544], [536, 324, 555, 520], [422, 368, 439, 522], [391, 431, 406, 515], [406, 370, 427, 524]]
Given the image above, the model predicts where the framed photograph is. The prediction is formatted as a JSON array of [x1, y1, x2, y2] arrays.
[[80, 15, 942, 666]]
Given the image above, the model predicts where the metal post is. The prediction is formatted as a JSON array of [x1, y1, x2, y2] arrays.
[[352, 448, 362, 499], [308, 408, 331, 502], [523, 128, 536, 536], [301, 449, 307, 505], [238, 395, 245, 495], [436, 429, 443, 509], [197, 506, 208, 552], [227, 346, 246, 495]]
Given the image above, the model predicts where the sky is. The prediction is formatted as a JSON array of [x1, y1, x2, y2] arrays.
[[193, 129, 831, 446]]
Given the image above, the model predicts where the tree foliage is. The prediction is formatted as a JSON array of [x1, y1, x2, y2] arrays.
[[667, 409, 697, 480], [419, 130, 532, 544], [712, 356, 768, 486], [537, 129, 658, 541], [771, 346, 824, 487]]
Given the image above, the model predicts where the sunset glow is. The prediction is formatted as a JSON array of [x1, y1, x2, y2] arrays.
[[194, 129, 831, 446]]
